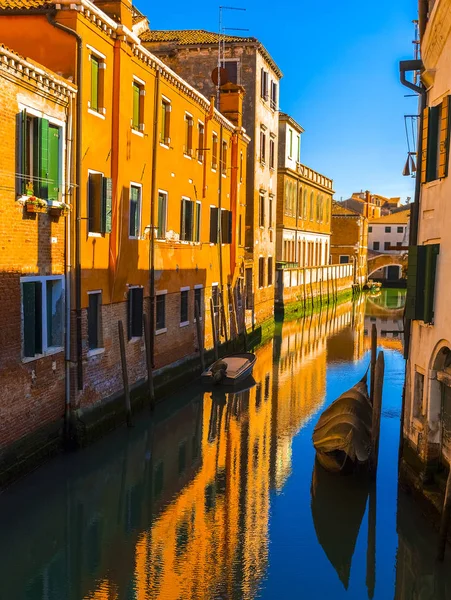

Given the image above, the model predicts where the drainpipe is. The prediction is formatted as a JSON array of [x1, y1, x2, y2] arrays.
[[47, 12, 83, 422], [203, 97, 215, 199], [218, 124, 224, 293], [149, 69, 160, 366]]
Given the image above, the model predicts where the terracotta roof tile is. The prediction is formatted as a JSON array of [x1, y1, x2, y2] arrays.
[[139, 29, 255, 45], [0, 0, 52, 9], [331, 201, 360, 216], [369, 210, 410, 225]]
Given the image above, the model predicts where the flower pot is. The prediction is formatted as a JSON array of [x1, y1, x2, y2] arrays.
[[26, 204, 38, 213], [48, 207, 62, 217]]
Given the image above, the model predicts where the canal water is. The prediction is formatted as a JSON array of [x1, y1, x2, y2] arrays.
[[1, 290, 450, 599]]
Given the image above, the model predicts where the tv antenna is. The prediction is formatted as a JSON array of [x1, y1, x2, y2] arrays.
[[215, 5, 248, 107]]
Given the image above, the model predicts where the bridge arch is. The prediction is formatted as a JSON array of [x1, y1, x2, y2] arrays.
[[367, 252, 407, 277]]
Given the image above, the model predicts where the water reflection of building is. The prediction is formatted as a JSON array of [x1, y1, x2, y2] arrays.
[[363, 291, 405, 353], [0, 299, 368, 600]]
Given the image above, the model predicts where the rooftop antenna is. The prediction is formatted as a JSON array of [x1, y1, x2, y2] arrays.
[[216, 6, 248, 107], [412, 19, 420, 85]]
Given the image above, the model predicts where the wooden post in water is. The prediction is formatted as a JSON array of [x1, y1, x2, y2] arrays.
[[303, 270, 307, 311], [242, 285, 248, 351], [369, 351, 384, 478], [230, 286, 239, 340], [366, 481, 376, 599], [118, 320, 133, 427], [438, 468, 451, 561], [210, 297, 219, 361], [143, 313, 155, 410], [370, 324, 377, 405], [310, 268, 314, 308], [219, 290, 229, 343], [195, 300, 205, 371], [319, 276, 323, 307]]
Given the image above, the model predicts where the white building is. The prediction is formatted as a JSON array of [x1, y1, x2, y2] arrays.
[[368, 210, 410, 280]]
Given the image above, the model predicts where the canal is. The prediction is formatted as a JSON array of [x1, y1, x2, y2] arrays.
[[1, 291, 450, 599]]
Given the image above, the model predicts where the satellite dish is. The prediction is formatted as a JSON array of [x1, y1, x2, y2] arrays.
[[211, 67, 229, 86]]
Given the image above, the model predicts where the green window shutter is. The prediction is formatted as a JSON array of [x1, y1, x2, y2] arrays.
[[47, 125, 60, 201], [16, 110, 28, 195], [195, 202, 201, 242], [37, 118, 49, 199], [423, 244, 440, 324], [427, 105, 440, 182], [91, 56, 99, 111], [406, 246, 424, 320], [101, 177, 113, 233], [180, 199, 186, 240], [132, 83, 140, 129], [157, 193, 166, 238]]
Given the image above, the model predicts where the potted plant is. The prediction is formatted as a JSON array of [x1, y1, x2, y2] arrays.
[[48, 200, 71, 217], [16, 182, 48, 213]]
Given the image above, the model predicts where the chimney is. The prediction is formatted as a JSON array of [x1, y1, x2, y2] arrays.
[[92, 0, 133, 30], [219, 82, 245, 128]]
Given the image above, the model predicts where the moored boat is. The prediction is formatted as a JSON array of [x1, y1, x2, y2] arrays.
[[312, 374, 372, 474], [201, 353, 256, 386]]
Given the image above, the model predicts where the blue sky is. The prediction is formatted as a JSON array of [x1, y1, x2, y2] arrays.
[[137, 0, 418, 202]]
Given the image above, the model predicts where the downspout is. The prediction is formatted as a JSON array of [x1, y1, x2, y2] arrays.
[[203, 97, 215, 199], [47, 12, 84, 417], [218, 124, 224, 293], [149, 69, 160, 366]]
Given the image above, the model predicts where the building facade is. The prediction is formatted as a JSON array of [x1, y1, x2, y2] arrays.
[[0, 42, 75, 482], [368, 210, 410, 281], [139, 28, 283, 325], [339, 191, 382, 219], [402, 0, 451, 504], [330, 202, 368, 286]]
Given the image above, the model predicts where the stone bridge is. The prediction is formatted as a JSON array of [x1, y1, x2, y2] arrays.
[[367, 250, 408, 276]]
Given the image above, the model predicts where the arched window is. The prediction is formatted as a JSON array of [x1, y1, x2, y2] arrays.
[[303, 189, 308, 220], [285, 180, 290, 213], [310, 192, 314, 221], [298, 186, 303, 218]]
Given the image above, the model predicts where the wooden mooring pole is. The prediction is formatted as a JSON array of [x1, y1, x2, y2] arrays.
[[437, 468, 451, 561], [370, 324, 377, 405], [369, 351, 384, 478], [210, 297, 219, 361], [143, 313, 155, 410], [118, 320, 133, 427], [195, 300, 205, 372]]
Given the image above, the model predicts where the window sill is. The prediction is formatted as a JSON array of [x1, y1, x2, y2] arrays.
[[129, 336, 142, 344], [88, 232, 103, 238], [131, 128, 144, 137], [211, 167, 217, 173], [88, 108, 106, 120], [221, 173, 227, 178], [129, 235, 141, 240], [22, 346, 64, 363], [160, 143, 170, 149], [87, 348, 105, 358], [184, 153, 193, 160], [180, 321, 190, 328], [155, 328, 167, 336]]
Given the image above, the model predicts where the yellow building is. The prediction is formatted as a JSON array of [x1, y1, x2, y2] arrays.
[[0, 1, 249, 416]]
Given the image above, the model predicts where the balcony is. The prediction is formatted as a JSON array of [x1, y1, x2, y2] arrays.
[[296, 163, 333, 191]]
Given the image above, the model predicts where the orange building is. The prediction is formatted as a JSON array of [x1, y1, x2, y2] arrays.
[[0, 42, 75, 484], [330, 201, 368, 286], [0, 1, 248, 458]]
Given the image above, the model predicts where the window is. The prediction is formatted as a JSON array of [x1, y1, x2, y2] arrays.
[[194, 286, 203, 320], [90, 53, 105, 113], [180, 288, 189, 325], [373, 241, 380, 250], [17, 112, 61, 200], [258, 257, 265, 288], [129, 184, 141, 238], [160, 99, 171, 144], [270, 80, 277, 110], [397, 241, 402, 247], [87, 291, 102, 351], [413, 371, 424, 418], [224, 60, 238, 84], [132, 80, 144, 131], [259, 193, 265, 227], [221, 141, 227, 175], [88, 172, 112, 234], [289, 129, 293, 158], [197, 122, 205, 162], [240, 151, 243, 183], [397, 226, 403, 233], [184, 114, 194, 157], [384, 241, 390, 250], [212, 285, 219, 315], [269, 136, 275, 169], [221, 209, 232, 244], [157, 191, 167, 239], [268, 257, 273, 286], [260, 68, 269, 100], [385, 226, 391, 233], [368, 226, 373, 233], [310, 192, 314, 221], [180, 197, 197, 242], [212, 133, 218, 170], [128, 287, 143, 338], [210, 206, 218, 244], [260, 128, 266, 164], [268, 195, 273, 229], [156, 292, 166, 332], [22, 277, 64, 358], [422, 99, 450, 183], [339, 255, 349, 264]]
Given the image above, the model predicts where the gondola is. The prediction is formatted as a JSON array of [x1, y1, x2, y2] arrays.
[[312, 372, 372, 474], [201, 353, 256, 386]]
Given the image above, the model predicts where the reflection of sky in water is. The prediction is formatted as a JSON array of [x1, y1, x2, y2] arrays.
[[1, 292, 450, 599]]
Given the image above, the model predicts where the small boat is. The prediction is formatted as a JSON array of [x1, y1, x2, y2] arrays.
[[201, 353, 256, 386], [312, 373, 372, 474]]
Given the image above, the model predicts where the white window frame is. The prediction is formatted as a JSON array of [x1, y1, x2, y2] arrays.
[[157, 188, 168, 240], [184, 112, 194, 158], [87, 289, 104, 357], [180, 286, 190, 327], [194, 284, 203, 322], [160, 96, 172, 147], [20, 275, 65, 362], [87, 45, 107, 117], [129, 181, 142, 239], [155, 289, 167, 335]]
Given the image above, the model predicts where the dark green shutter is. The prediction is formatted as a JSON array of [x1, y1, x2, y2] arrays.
[[128, 288, 143, 338], [37, 118, 49, 199], [427, 106, 440, 182], [423, 244, 440, 324], [210, 207, 218, 244], [180, 199, 186, 240], [102, 177, 112, 234], [157, 193, 165, 238], [16, 110, 27, 195], [23, 282, 37, 357], [48, 125, 60, 201]]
